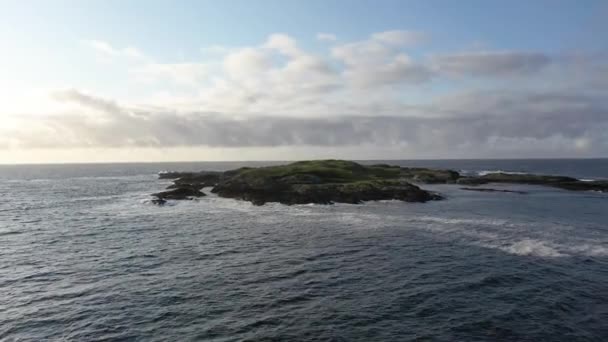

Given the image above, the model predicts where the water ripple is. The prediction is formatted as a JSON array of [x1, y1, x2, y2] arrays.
[[1, 165, 607, 341]]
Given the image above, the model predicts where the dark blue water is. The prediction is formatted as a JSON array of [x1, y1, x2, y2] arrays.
[[1, 159, 607, 341]]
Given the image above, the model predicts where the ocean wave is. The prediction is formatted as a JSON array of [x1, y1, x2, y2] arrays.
[[498, 239, 565, 257], [416, 215, 509, 227], [568, 244, 608, 257], [415, 215, 608, 258], [476, 170, 529, 176]]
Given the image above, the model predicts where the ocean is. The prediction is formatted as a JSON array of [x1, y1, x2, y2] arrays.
[[1, 159, 607, 341]]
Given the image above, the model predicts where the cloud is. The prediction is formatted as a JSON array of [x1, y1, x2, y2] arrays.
[[331, 30, 432, 87], [317, 33, 337, 42], [81, 33, 559, 100], [52, 89, 122, 114], [264, 33, 302, 57], [202, 33, 340, 112], [331, 39, 395, 66], [3, 89, 606, 158], [84, 39, 214, 87], [131, 63, 209, 86], [370, 30, 425, 46], [6, 31, 606, 158], [83, 40, 145, 59], [344, 53, 432, 87], [431, 51, 551, 76], [223, 47, 273, 80]]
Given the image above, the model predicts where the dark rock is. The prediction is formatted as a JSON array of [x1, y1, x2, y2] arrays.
[[158, 171, 193, 179], [477, 172, 577, 184], [210, 161, 442, 205], [159, 170, 220, 183], [159, 171, 222, 194], [370, 163, 395, 168], [152, 187, 206, 200], [150, 198, 167, 205], [153, 160, 605, 207], [458, 173, 608, 193], [460, 187, 528, 194], [400, 167, 460, 184], [166, 183, 204, 190], [173, 172, 221, 187], [456, 177, 489, 185], [553, 180, 608, 192]]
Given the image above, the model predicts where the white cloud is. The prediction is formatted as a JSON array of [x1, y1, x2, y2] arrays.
[[264, 33, 302, 57], [83, 39, 145, 59], [131, 63, 209, 86], [331, 31, 432, 87], [85, 39, 210, 87], [317, 33, 337, 42], [5, 30, 607, 159], [223, 47, 273, 80], [198, 33, 341, 114]]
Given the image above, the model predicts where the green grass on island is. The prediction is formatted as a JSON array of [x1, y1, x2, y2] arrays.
[[231, 160, 456, 184]]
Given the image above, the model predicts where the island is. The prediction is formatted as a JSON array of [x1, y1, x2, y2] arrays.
[[153, 160, 445, 205], [152, 160, 607, 205]]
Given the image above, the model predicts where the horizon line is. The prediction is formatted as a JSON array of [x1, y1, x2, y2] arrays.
[[1, 156, 607, 166]]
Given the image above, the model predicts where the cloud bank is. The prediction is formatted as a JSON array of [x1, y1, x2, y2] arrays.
[[3, 88, 606, 157], [3, 31, 608, 159]]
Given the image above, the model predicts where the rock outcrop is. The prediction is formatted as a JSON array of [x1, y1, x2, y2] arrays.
[[457, 172, 607, 192], [154, 160, 443, 205], [152, 160, 607, 205], [210, 160, 442, 205], [152, 187, 206, 200], [212, 178, 441, 205], [460, 187, 528, 194]]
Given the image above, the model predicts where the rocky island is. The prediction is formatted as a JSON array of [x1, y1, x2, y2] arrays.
[[153, 160, 445, 205], [152, 160, 607, 205]]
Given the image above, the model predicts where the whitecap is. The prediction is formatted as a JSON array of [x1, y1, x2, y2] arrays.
[[476, 170, 529, 176], [416, 215, 508, 227], [498, 239, 565, 257], [568, 244, 608, 257]]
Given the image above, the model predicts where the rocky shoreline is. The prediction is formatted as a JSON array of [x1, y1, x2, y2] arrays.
[[152, 160, 607, 205]]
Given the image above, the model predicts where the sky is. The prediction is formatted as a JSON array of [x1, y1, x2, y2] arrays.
[[1, 0, 607, 163]]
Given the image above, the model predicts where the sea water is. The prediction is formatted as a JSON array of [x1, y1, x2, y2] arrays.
[[1, 159, 607, 341]]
